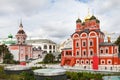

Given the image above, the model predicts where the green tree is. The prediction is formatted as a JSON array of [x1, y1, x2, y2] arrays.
[[57, 53, 61, 62], [0, 44, 14, 64], [43, 53, 55, 63], [114, 36, 120, 53], [19, 72, 35, 80], [3, 52, 13, 64]]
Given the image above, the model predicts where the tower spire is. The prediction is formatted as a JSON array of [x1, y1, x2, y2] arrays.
[[19, 19, 23, 30], [84, 8, 91, 21]]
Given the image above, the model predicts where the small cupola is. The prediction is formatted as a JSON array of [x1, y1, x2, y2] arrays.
[[90, 15, 96, 20], [76, 18, 82, 23], [90, 15, 100, 23], [76, 18, 82, 32], [8, 34, 13, 39]]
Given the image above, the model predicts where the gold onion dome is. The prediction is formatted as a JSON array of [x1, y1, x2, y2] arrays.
[[84, 13, 91, 21]]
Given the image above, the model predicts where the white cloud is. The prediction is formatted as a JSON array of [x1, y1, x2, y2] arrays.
[[0, 0, 120, 43]]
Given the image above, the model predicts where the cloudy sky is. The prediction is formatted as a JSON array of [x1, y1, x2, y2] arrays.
[[0, 0, 120, 43]]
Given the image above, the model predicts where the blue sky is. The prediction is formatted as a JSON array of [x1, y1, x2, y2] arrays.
[[0, 0, 120, 43]]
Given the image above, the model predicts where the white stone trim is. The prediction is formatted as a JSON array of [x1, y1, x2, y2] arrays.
[[80, 33, 87, 38], [79, 38, 81, 56], [73, 33, 79, 39], [89, 31, 97, 37]]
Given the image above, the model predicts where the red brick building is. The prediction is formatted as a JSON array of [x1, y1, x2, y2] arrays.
[[61, 14, 120, 71]]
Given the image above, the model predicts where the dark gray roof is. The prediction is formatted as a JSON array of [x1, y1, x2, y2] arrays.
[[17, 29, 26, 34], [99, 42, 116, 46], [118, 53, 120, 58], [27, 39, 56, 44], [61, 48, 72, 50]]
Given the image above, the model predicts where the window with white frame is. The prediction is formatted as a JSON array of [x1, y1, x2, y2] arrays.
[[82, 40, 86, 47], [107, 60, 112, 65], [86, 60, 89, 64], [90, 50, 93, 56], [106, 49, 108, 53], [90, 60, 93, 64], [100, 48, 104, 54], [89, 40, 93, 46], [81, 60, 84, 64], [76, 41, 79, 47], [76, 60, 80, 64], [100, 50, 103, 54], [76, 51, 79, 56], [83, 50, 86, 56], [105, 48, 109, 54], [66, 51, 69, 55], [101, 60, 105, 65]]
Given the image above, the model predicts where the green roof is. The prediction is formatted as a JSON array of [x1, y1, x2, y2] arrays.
[[3, 40, 16, 45]]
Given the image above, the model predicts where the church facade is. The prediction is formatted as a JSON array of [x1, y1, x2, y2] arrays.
[[9, 22, 32, 62], [61, 14, 120, 71]]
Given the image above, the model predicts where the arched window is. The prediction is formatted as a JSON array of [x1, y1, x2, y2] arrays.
[[76, 42, 79, 47], [44, 45, 47, 49], [101, 50, 103, 54], [90, 51, 93, 56], [53, 45, 55, 49], [106, 49, 108, 53], [83, 42, 86, 47], [76, 51, 79, 55], [83, 51, 86, 56], [38, 46, 41, 50], [49, 51, 52, 53], [49, 45, 52, 49]]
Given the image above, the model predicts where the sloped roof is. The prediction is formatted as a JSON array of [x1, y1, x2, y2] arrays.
[[99, 42, 116, 46], [3, 40, 16, 45], [27, 39, 56, 44]]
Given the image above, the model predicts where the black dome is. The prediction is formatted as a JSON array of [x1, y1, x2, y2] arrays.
[[76, 18, 82, 23], [90, 15, 96, 20]]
